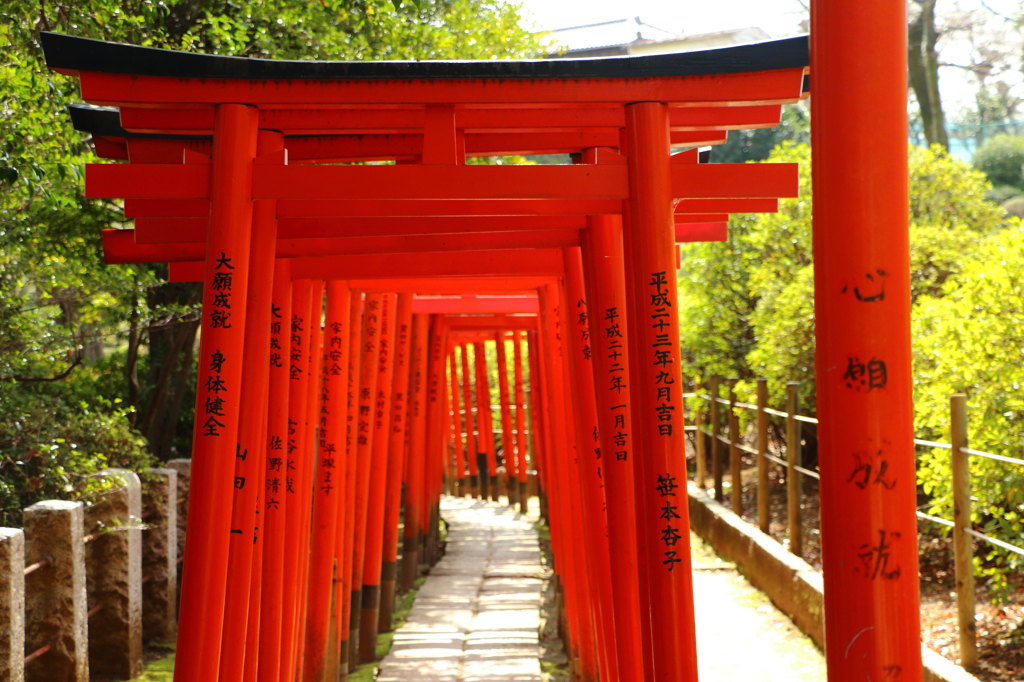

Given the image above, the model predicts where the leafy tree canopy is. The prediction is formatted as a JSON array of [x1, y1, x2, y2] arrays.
[[0, 0, 541, 521]]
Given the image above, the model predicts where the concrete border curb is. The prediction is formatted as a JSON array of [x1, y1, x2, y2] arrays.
[[687, 482, 982, 682]]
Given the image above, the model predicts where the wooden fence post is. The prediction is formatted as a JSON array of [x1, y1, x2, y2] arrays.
[[728, 378, 742, 514], [786, 382, 803, 558], [756, 379, 770, 534], [85, 469, 143, 680], [0, 528, 24, 682], [24, 499, 88, 682], [709, 375, 723, 503], [950, 393, 977, 669], [694, 379, 706, 489]]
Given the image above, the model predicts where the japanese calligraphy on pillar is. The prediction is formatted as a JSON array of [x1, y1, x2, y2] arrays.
[[575, 296, 602, 487], [319, 319, 345, 496], [358, 299, 380, 448], [576, 298, 592, 360], [202, 349, 228, 437], [604, 307, 629, 463], [266, 301, 287, 514], [376, 332, 390, 429], [648, 272, 676, 436], [841, 269, 903, 585], [392, 319, 411, 435], [655, 472, 682, 571]]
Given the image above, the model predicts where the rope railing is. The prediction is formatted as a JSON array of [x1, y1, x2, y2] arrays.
[[690, 379, 1022, 670]]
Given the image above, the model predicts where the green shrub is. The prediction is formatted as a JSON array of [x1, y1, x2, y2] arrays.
[[973, 133, 1024, 190]]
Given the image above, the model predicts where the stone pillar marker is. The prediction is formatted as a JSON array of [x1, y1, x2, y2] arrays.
[[84, 469, 143, 680], [24, 499, 88, 682], [0, 528, 25, 682], [142, 468, 178, 641]]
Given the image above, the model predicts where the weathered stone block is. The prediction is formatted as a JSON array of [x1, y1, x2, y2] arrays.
[[142, 468, 178, 641], [84, 469, 143, 680], [0, 528, 25, 682], [24, 499, 88, 682]]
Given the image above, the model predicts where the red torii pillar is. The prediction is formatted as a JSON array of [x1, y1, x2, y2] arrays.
[[493, 332, 516, 505], [511, 331, 530, 513], [174, 103, 258, 681], [623, 102, 699, 681], [378, 294, 414, 633], [400, 313, 432, 591], [459, 345, 479, 498], [811, 0, 923, 678], [359, 292, 399, 663], [338, 293, 366, 677], [218, 128, 282, 682], [302, 282, 351, 680], [258, 261, 293, 681]]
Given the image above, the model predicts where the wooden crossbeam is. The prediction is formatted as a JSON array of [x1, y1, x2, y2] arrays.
[[87, 163, 798, 201]]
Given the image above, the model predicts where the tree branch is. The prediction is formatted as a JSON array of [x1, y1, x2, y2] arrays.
[[6, 355, 83, 383]]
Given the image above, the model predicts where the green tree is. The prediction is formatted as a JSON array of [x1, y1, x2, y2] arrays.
[[679, 142, 1008, 411], [0, 0, 541, 517], [708, 103, 809, 164]]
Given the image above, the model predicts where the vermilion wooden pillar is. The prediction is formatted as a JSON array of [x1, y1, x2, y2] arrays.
[[175, 102, 259, 682], [422, 319, 448, 560], [379, 294, 414, 633], [258, 261, 293, 682], [537, 287, 599, 681], [623, 101, 699, 681], [580, 203, 645, 680], [562, 248, 620, 682], [525, 330, 546, 518], [280, 278, 319, 675], [360, 293, 398, 663], [459, 345, 479, 497], [400, 314, 431, 592], [473, 341, 497, 500], [218, 128, 283, 682], [448, 349, 468, 496], [348, 294, 385, 663], [338, 293, 365, 678], [811, 1, 923, 678], [293, 283, 325, 676], [494, 332, 516, 505], [511, 331, 529, 512], [279, 279, 316, 682], [303, 282, 351, 681]]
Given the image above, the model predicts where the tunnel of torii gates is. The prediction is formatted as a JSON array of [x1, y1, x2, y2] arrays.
[[41, 1, 920, 679]]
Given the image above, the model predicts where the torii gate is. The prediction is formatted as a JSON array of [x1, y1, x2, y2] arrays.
[[42, 0, 921, 678]]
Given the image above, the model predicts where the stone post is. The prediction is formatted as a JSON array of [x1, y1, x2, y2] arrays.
[[142, 468, 178, 641], [167, 458, 191, 615], [0, 528, 25, 682], [84, 469, 142, 680], [24, 500, 88, 682]]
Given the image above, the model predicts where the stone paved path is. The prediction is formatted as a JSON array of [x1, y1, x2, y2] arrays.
[[379, 496, 826, 681], [377, 496, 543, 682], [690, 534, 827, 681]]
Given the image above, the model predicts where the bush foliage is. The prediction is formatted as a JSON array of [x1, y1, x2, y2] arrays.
[[679, 142, 1023, 585]]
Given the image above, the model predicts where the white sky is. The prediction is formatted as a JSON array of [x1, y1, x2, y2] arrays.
[[516, 0, 809, 38], [514, 0, 1024, 117]]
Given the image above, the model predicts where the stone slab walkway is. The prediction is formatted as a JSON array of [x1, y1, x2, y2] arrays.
[[377, 496, 543, 682], [379, 496, 825, 681], [690, 534, 827, 681]]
